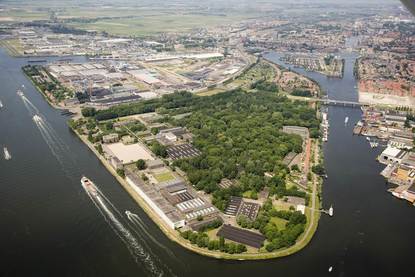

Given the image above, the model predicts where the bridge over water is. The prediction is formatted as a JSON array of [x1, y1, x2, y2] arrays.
[[319, 99, 368, 107]]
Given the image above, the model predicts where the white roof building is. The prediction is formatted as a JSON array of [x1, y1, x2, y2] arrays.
[[379, 146, 408, 165]]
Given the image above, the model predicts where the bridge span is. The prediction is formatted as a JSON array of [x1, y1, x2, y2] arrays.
[[319, 99, 368, 107]]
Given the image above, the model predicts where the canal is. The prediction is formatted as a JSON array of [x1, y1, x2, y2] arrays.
[[0, 48, 414, 277]]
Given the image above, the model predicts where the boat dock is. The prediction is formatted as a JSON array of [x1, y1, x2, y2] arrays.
[[321, 111, 329, 142]]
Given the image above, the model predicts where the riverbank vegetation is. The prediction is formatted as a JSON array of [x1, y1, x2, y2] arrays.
[[22, 64, 74, 102], [180, 230, 247, 254]]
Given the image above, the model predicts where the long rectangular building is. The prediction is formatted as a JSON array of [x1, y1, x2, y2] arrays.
[[217, 224, 265, 249], [125, 169, 185, 229]]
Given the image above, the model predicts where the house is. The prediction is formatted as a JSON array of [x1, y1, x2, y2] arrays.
[[388, 136, 413, 150], [121, 135, 135, 145], [282, 126, 309, 139], [164, 132, 177, 142], [384, 111, 407, 126]]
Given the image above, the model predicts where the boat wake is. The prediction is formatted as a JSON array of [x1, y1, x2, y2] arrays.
[[18, 90, 78, 178], [126, 211, 176, 259], [81, 179, 165, 277]]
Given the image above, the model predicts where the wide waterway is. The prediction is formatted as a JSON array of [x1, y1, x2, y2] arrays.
[[1, 47, 414, 277]]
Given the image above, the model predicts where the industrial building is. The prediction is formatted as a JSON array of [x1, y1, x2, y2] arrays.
[[126, 169, 185, 229], [103, 142, 154, 165], [217, 224, 265, 249]]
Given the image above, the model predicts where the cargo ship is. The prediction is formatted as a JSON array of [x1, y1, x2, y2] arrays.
[[81, 176, 98, 196]]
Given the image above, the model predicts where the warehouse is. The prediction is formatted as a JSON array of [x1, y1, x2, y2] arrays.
[[126, 169, 185, 229], [217, 225, 265, 249], [103, 142, 154, 164]]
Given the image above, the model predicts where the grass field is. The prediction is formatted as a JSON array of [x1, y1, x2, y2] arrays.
[[270, 217, 288, 230], [68, 13, 252, 36], [1, 4, 261, 36], [154, 171, 175, 183], [197, 60, 275, 97]]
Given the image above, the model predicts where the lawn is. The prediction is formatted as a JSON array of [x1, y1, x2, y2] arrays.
[[270, 217, 288, 230], [154, 171, 175, 183]]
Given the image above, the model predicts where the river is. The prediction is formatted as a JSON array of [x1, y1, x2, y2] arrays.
[[0, 47, 414, 277]]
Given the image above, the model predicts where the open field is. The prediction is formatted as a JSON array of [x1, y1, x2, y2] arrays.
[[270, 217, 288, 230], [68, 13, 253, 36], [197, 60, 275, 97], [154, 171, 175, 183], [0, 39, 24, 56], [1, 5, 260, 36]]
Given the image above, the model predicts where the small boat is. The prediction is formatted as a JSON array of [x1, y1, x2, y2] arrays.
[[328, 266, 333, 272], [3, 147, 11, 160], [328, 205, 334, 217], [17, 89, 24, 97], [344, 116, 349, 124], [33, 115, 42, 123], [0, 100, 3, 108], [81, 176, 98, 197]]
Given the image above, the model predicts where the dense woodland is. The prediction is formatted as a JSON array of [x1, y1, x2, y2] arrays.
[[89, 89, 319, 210], [168, 90, 319, 210]]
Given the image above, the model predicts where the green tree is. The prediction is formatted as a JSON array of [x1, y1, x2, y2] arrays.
[[116, 169, 125, 178], [136, 159, 147, 170], [81, 107, 97, 117], [312, 164, 325, 175]]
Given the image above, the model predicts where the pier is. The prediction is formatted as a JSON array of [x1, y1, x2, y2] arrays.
[[309, 205, 334, 217]]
